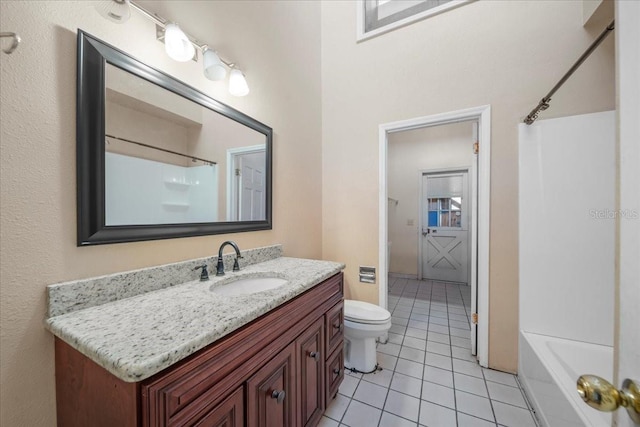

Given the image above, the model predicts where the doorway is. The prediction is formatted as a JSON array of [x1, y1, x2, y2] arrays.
[[227, 145, 266, 221], [379, 105, 491, 367]]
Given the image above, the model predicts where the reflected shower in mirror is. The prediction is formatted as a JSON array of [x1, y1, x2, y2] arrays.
[[77, 31, 272, 245]]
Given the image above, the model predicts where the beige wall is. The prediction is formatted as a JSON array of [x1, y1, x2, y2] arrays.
[[321, 0, 615, 372], [388, 122, 474, 276], [106, 101, 192, 166], [187, 108, 266, 220], [0, 1, 321, 425]]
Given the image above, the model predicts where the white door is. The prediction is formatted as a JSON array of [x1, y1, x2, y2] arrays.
[[235, 151, 265, 221], [614, 2, 639, 426], [421, 171, 469, 283]]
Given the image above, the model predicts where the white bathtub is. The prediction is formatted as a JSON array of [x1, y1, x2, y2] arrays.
[[519, 332, 613, 427]]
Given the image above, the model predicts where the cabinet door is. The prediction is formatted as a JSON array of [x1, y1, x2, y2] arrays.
[[325, 346, 344, 404], [192, 386, 244, 427], [247, 343, 296, 427], [296, 318, 325, 427], [325, 302, 344, 357]]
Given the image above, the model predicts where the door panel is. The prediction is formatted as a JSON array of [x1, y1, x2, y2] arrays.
[[239, 152, 265, 221], [616, 2, 640, 426], [247, 343, 296, 427], [422, 172, 469, 283], [296, 318, 325, 427], [229, 149, 266, 221]]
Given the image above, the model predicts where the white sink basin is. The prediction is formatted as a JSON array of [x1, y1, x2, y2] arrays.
[[210, 276, 288, 296]]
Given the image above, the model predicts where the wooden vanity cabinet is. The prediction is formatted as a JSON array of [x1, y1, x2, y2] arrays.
[[194, 387, 244, 427], [247, 343, 296, 427], [296, 318, 325, 427], [54, 272, 344, 427], [325, 302, 344, 357]]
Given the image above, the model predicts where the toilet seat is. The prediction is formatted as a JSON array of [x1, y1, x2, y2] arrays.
[[344, 300, 391, 325]]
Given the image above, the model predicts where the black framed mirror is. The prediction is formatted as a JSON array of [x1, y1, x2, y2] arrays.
[[77, 31, 272, 246]]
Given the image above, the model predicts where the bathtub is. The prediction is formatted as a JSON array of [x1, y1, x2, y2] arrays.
[[519, 332, 613, 427]]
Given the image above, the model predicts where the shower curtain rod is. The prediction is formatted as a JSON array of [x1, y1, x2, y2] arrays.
[[106, 134, 217, 165], [524, 20, 614, 125]]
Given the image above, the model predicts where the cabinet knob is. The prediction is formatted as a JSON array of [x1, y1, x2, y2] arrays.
[[309, 351, 320, 361], [333, 368, 341, 376], [333, 323, 342, 332], [271, 389, 286, 404]]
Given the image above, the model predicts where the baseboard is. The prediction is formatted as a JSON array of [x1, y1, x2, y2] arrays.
[[388, 272, 418, 280]]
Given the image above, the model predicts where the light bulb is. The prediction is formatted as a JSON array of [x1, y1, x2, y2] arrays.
[[96, 0, 131, 23], [203, 48, 227, 81], [229, 69, 249, 96], [164, 23, 195, 62]]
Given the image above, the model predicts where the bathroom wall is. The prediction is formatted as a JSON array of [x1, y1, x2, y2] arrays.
[[321, 0, 615, 372], [388, 122, 475, 276], [106, 100, 192, 166], [0, 1, 321, 425]]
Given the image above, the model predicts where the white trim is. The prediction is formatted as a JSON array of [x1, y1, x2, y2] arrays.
[[470, 122, 479, 356], [388, 272, 419, 280], [226, 144, 267, 221], [379, 105, 491, 367], [357, 0, 474, 43]]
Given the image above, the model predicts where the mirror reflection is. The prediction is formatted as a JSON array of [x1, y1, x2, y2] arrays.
[[104, 64, 267, 226]]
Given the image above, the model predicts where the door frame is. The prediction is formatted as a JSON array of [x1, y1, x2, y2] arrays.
[[379, 105, 491, 367], [418, 168, 471, 284], [226, 144, 266, 221]]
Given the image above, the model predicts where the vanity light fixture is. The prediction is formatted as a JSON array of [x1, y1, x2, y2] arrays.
[[163, 23, 195, 62], [202, 47, 227, 81], [95, 0, 250, 96], [95, 0, 131, 24], [228, 68, 250, 97]]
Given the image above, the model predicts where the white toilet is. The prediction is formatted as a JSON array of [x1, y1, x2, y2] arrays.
[[343, 300, 392, 372]]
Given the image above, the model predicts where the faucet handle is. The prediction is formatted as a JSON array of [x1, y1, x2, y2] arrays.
[[194, 265, 209, 281], [233, 257, 241, 272]]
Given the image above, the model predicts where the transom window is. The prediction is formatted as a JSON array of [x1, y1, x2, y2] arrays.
[[358, 0, 473, 41]]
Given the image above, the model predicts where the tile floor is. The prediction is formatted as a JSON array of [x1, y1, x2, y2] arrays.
[[320, 277, 539, 427]]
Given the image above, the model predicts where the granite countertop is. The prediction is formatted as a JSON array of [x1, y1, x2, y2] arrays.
[[45, 257, 344, 383]]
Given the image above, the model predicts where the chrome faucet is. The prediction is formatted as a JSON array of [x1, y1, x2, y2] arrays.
[[216, 241, 243, 276]]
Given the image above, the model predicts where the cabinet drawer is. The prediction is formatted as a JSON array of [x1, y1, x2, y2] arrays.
[[325, 302, 344, 358], [325, 346, 344, 404]]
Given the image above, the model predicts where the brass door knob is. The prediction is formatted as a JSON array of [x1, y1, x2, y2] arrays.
[[577, 375, 640, 424]]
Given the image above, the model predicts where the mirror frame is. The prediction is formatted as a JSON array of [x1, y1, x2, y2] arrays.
[[77, 31, 272, 246]]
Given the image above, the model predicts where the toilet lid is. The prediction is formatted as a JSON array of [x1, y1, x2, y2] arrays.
[[344, 300, 391, 325]]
